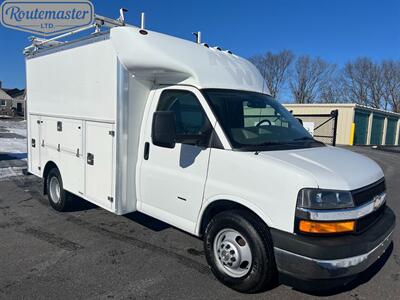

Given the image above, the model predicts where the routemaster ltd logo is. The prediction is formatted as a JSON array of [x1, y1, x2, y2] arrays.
[[0, 0, 94, 36]]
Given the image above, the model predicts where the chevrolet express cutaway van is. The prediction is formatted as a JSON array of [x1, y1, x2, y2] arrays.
[[25, 14, 395, 293]]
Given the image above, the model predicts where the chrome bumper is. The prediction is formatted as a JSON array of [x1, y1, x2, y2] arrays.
[[274, 231, 393, 280]]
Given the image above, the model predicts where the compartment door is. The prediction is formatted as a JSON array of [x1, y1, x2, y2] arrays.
[[85, 122, 115, 210], [29, 115, 41, 175], [58, 119, 84, 195]]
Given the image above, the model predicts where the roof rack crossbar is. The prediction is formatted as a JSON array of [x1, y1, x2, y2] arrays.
[[24, 13, 126, 55]]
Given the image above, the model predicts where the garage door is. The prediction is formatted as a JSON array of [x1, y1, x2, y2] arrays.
[[354, 110, 369, 145], [385, 118, 398, 145], [370, 114, 385, 145]]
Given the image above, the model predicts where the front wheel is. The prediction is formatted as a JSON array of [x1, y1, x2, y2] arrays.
[[204, 210, 277, 293]]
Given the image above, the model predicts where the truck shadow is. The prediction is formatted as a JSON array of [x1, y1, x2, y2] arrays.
[[124, 212, 171, 231], [285, 242, 394, 296], [65, 195, 171, 232]]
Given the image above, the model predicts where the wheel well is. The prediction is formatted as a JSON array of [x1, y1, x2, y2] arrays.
[[199, 200, 268, 236], [42, 161, 59, 195]]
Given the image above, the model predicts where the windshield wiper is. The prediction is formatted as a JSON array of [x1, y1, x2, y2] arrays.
[[293, 136, 315, 141], [292, 136, 325, 145]]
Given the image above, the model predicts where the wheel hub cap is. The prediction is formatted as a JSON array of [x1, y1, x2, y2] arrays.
[[49, 176, 61, 204], [213, 228, 253, 278]]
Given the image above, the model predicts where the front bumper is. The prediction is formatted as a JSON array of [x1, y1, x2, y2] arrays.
[[271, 206, 395, 280]]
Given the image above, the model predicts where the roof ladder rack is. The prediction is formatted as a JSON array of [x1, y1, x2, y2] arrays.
[[24, 11, 127, 55]]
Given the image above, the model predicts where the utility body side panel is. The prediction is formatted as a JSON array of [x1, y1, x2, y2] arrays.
[[26, 37, 120, 213], [28, 115, 41, 175], [85, 121, 115, 210], [26, 39, 117, 122], [40, 116, 84, 195]]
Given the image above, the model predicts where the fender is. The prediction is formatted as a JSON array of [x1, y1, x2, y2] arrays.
[[195, 194, 274, 236]]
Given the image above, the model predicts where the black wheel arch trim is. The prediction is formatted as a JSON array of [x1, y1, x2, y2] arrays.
[[42, 161, 60, 195]]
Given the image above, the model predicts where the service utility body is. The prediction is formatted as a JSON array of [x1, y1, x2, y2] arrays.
[[24, 12, 395, 293]]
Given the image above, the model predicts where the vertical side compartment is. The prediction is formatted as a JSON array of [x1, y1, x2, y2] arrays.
[[40, 117, 84, 196], [85, 121, 115, 211], [57, 119, 84, 195], [28, 115, 41, 175]]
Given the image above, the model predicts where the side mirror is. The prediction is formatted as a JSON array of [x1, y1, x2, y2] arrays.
[[152, 111, 176, 148], [296, 118, 303, 126]]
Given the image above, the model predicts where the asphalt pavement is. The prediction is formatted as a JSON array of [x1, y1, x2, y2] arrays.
[[0, 146, 398, 299]]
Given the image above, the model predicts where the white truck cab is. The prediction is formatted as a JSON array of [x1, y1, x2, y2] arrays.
[[24, 15, 395, 293]]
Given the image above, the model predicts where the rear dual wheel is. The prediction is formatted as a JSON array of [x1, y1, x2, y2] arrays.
[[204, 210, 277, 293], [46, 168, 71, 212]]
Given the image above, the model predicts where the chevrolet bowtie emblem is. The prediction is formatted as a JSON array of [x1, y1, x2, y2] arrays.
[[373, 192, 386, 210]]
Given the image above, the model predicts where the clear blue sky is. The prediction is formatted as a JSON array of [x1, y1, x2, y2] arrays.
[[0, 0, 399, 89]]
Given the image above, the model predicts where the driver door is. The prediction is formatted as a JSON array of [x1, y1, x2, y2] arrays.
[[139, 86, 215, 233]]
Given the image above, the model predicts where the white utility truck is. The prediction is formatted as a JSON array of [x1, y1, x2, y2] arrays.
[[25, 13, 395, 293]]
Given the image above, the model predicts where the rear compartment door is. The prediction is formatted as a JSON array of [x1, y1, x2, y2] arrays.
[[40, 117, 84, 195], [58, 119, 84, 195], [29, 115, 41, 175], [85, 121, 115, 210]]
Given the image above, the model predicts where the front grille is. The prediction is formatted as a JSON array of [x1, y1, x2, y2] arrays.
[[352, 178, 386, 234], [356, 204, 386, 233], [351, 178, 386, 206]]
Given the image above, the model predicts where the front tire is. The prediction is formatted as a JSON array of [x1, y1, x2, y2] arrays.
[[204, 210, 277, 293], [46, 168, 70, 212]]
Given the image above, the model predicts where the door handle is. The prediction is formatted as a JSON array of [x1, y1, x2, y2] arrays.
[[31, 139, 36, 148], [87, 153, 94, 165], [144, 142, 150, 160]]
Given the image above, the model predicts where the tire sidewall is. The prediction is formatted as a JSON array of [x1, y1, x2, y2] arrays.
[[204, 211, 274, 292], [47, 168, 66, 211]]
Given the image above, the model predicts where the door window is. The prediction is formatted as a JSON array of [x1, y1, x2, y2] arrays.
[[156, 90, 211, 138]]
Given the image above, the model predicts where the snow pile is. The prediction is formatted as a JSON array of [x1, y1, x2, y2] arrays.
[[0, 119, 27, 153], [0, 119, 27, 179], [0, 166, 26, 179]]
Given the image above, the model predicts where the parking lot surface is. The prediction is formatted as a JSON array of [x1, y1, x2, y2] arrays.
[[0, 146, 399, 299]]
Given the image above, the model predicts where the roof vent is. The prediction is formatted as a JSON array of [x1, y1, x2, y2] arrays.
[[193, 31, 201, 44], [213, 46, 222, 51], [202, 43, 209, 48], [140, 12, 146, 29]]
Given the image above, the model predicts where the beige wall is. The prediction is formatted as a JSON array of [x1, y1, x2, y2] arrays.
[[283, 104, 356, 145], [0, 98, 13, 116]]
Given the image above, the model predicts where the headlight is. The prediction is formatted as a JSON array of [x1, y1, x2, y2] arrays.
[[297, 189, 354, 210]]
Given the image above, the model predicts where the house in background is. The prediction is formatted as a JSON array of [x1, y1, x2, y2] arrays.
[[0, 81, 13, 117], [6, 88, 26, 117], [0, 81, 26, 118]]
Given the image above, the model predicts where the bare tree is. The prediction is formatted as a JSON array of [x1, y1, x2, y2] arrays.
[[366, 61, 384, 109], [382, 60, 400, 112], [289, 55, 330, 103], [318, 64, 345, 103], [250, 50, 400, 110], [342, 58, 369, 106], [249, 50, 294, 98], [341, 58, 384, 108]]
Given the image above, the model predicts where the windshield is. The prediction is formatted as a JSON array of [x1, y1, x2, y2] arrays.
[[203, 89, 324, 151]]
